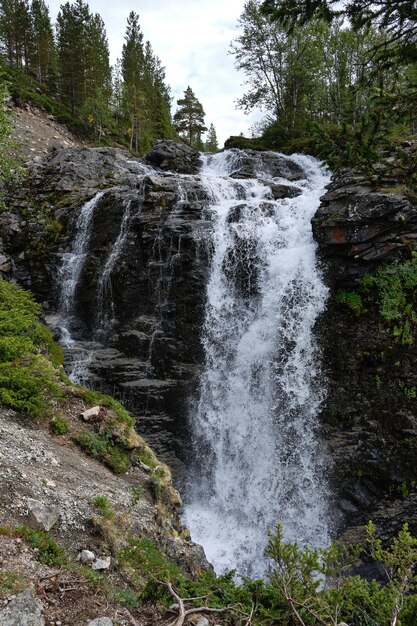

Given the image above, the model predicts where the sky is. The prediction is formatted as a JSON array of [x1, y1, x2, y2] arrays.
[[46, 0, 265, 147]]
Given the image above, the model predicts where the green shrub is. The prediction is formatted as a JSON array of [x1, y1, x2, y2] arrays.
[[361, 254, 417, 344], [51, 414, 70, 435], [75, 429, 131, 474], [16, 526, 68, 567], [0, 279, 63, 417], [92, 494, 112, 519]]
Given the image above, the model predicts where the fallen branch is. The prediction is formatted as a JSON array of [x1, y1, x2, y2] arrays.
[[165, 581, 232, 626]]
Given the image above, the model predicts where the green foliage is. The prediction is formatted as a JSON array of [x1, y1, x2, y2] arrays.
[[173, 86, 207, 148], [130, 485, 143, 506], [50, 414, 70, 435], [204, 122, 219, 152], [263, 521, 417, 626], [336, 289, 364, 316], [120, 537, 181, 584], [361, 254, 417, 345], [0, 279, 63, 417], [15, 526, 68, 567], [74, 429, 131, 474], [92, 494, 113, 519], [0, 83, 20, 208]]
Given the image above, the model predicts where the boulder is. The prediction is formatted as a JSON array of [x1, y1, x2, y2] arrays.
[[0, 589, 44, 626], [27, 498, 60, 531], [145, 139, 202, 174]]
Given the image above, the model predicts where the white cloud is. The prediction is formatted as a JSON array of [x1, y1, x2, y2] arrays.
[[46, 0, 265, 147]]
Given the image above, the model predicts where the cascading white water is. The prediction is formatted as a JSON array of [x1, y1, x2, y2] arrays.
[[184, 150, 331, 578], [96, 199, 133, 334], [59, 190, 106, 321], [57, 190, 106, 383]]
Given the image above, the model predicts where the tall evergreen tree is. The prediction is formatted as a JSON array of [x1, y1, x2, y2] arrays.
[[56, 0, 110, 115], [0, 0, 32, 70], [121, 11, 144, 151], [205, 122, 219, 152], [173, 86, 207, 148], [30, 0, 57, 84]]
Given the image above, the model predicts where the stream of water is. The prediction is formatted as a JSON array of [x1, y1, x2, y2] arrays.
[[183, 151, 331, 578]]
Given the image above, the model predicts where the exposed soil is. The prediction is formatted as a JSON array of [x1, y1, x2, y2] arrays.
[[10, 104, 83, 162]]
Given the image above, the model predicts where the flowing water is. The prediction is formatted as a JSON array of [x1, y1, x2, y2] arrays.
[[55, 151, 331, 577], [183, 151, 331, 578]]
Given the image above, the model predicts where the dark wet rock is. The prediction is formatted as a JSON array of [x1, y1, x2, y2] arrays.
[[3, 144, 211, 471], [313, 170, 417, 542], [226, 149, 305, 181], [145, 139, 202, 174], [312, 170, 417, 285]]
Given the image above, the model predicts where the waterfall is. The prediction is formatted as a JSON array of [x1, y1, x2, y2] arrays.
[[57, 190, 106, 383], [96, 199, 133, 335], [183, 151, 331, 578], [59, 190, 106, 323]]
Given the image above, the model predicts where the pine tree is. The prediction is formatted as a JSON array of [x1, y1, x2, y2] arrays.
[[173, 86, 207, 148], [0, 0, 32, 70], [121, 11, 144, 152], [30, 0, 57, 85], [56, 1, 110, 116], [204, 123, 219, 152]]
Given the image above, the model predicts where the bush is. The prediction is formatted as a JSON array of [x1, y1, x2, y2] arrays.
[[74, 429, 131, 474], [0, 279, 63, 417]]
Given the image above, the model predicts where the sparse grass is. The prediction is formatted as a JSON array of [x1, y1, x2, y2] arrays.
[[15, 526, 68, 567], [0, 571, 25, 597], [92, 494, 113, 519], [119, 537, 181, 584], [50, 414, 70, 435]]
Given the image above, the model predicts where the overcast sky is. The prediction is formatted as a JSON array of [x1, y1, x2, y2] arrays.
[[46, 0, 263, 147]]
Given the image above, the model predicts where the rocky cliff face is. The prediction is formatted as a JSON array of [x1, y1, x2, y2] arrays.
[[2, 141, 306, 475], [312, 169, 417, 542], [4, 143, 417, 548]]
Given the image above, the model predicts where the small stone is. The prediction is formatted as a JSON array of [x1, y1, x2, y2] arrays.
[[92, 556, 111, 570], [87, 618, 113, 626], [80, 406, 101, 421], [77, 549, 95, 564], [43, 479, 56, 489], [27, 498, 60, 531]]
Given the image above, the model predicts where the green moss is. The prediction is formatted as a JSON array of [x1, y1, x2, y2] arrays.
[[336, 289, 364, 316]]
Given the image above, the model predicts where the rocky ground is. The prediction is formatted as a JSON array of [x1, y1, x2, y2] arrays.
[[10, 103, 83, 161]]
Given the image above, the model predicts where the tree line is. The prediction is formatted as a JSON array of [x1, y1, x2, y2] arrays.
[[0, 0, 218, 153], [231, 0, 417, 172]]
